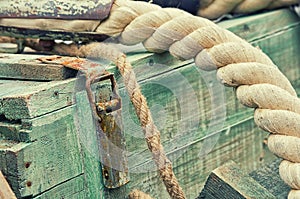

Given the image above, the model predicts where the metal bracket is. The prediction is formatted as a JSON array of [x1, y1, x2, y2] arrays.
[[37, 55, 129, 188], [86, 73, 129, 189]]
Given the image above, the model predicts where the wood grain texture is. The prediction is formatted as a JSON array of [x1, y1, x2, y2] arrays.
[[0, 8, 299, 198], [74, 91, 105, 199], [219, 8, 300, 42], [249, 158, 291, 199], [33, 175, 85, 199], [0, 78, 76, 120], [116, 9, 300, 198], [0, 170, 17, 199], [198, 161, 276, 199], [0, 0, 112, 20], [0, 106, 83, 198], [0, 54, 77, 81]]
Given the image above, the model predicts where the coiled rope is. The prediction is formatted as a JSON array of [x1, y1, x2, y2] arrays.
[[1, 0, 300, 198], [199, 0, 299, 19]]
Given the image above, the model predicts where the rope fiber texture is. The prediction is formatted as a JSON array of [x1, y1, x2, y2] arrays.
[[96, 1, 300, 198], [1, 0, 300, 198], [199, 0, 299, 19]]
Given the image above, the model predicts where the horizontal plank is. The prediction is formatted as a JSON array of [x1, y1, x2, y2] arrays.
[[127, 118, 276, 198], [219, 8, 300, 42], [0, 53, 77, 80], [0, 105, 83, 198], [0, 78, 76, 119], [0, 8, 299, 198], [0, 0, 112, 20], [33, 174, 85, 199]]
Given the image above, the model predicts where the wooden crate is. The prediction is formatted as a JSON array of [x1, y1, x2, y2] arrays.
[[0, 8, 299, 198]]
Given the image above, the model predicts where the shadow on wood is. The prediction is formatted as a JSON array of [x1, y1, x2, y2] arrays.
[[198, 161, 275, 199]]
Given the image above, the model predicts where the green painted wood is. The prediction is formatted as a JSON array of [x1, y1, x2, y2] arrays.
[[74, 90, 105, 199], [0, 78, 76, 120], [33, 175, 85, 199], [75, 84, 130, 199], [219, 8, 300, 42], [198, 161, 276, 199], [0, 54, 77, 80], [0, 106, 83, 198], [249, 158, 290, 199], [253, 25, 300, 84], [126, 118, 275, 199], [0, 8, 299, 199]]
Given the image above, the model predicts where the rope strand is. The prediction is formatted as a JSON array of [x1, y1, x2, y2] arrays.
[[2, 1, 300, 197]]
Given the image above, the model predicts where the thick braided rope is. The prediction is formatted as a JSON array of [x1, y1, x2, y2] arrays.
[[1, 1, 299, 197], [96, 0, 300, 198], [78, 42, 186, 199], [199, 0, 299, 19]]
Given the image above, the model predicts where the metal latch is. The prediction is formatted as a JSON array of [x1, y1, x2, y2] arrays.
[[37, 55, 129, 188], [86, 72, 129, 189]]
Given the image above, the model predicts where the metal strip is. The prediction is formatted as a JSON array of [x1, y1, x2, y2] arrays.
[[0, 25, 108, 42], [38, 55, 129, 188]]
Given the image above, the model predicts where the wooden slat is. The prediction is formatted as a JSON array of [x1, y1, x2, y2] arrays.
[[120, 9, 300, 198], [198, 161, 276, 199], [127, 118, 275, 198], [0, 0, 113, 20], [0, 170, 17, 199], [249, 158, 290, 198], [0, 106, 83, 198], [33, 175, 85, 199], [0, 54, 77, 80], [0, 8, 299, 198], [219, 8, 300, 42], [75, 90, 106, 199], [0, 78, 76, 120]]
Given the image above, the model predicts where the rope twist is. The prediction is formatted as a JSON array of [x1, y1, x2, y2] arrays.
[[1, 0, 300, 198], [97, 1, 300, 198]]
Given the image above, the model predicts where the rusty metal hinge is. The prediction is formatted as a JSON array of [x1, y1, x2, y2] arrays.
[[37, 55, 129, 188], [86, 72, 129, 189]]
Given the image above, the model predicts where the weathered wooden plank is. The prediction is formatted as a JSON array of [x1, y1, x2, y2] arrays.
[[74, 90, 105, 199], [198, 161, 276, 199], [0, 0, 113, 20], [0, 170, 17, 199], [249, 158, 290, 199], [0, 26, 109, 42], [120, 9, 300, 198], [0, 54, 77, 80], [75, 88, 129, 199], [253, 25, 300, 84], [0, 105, 83, 198], [33, 175, 85, 199], [0, 78, 76, 120], [127, 118, 275, 198], [219, 8, 300, 42], [0, 121, 21, 141], [0, 8, 298, 199]]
